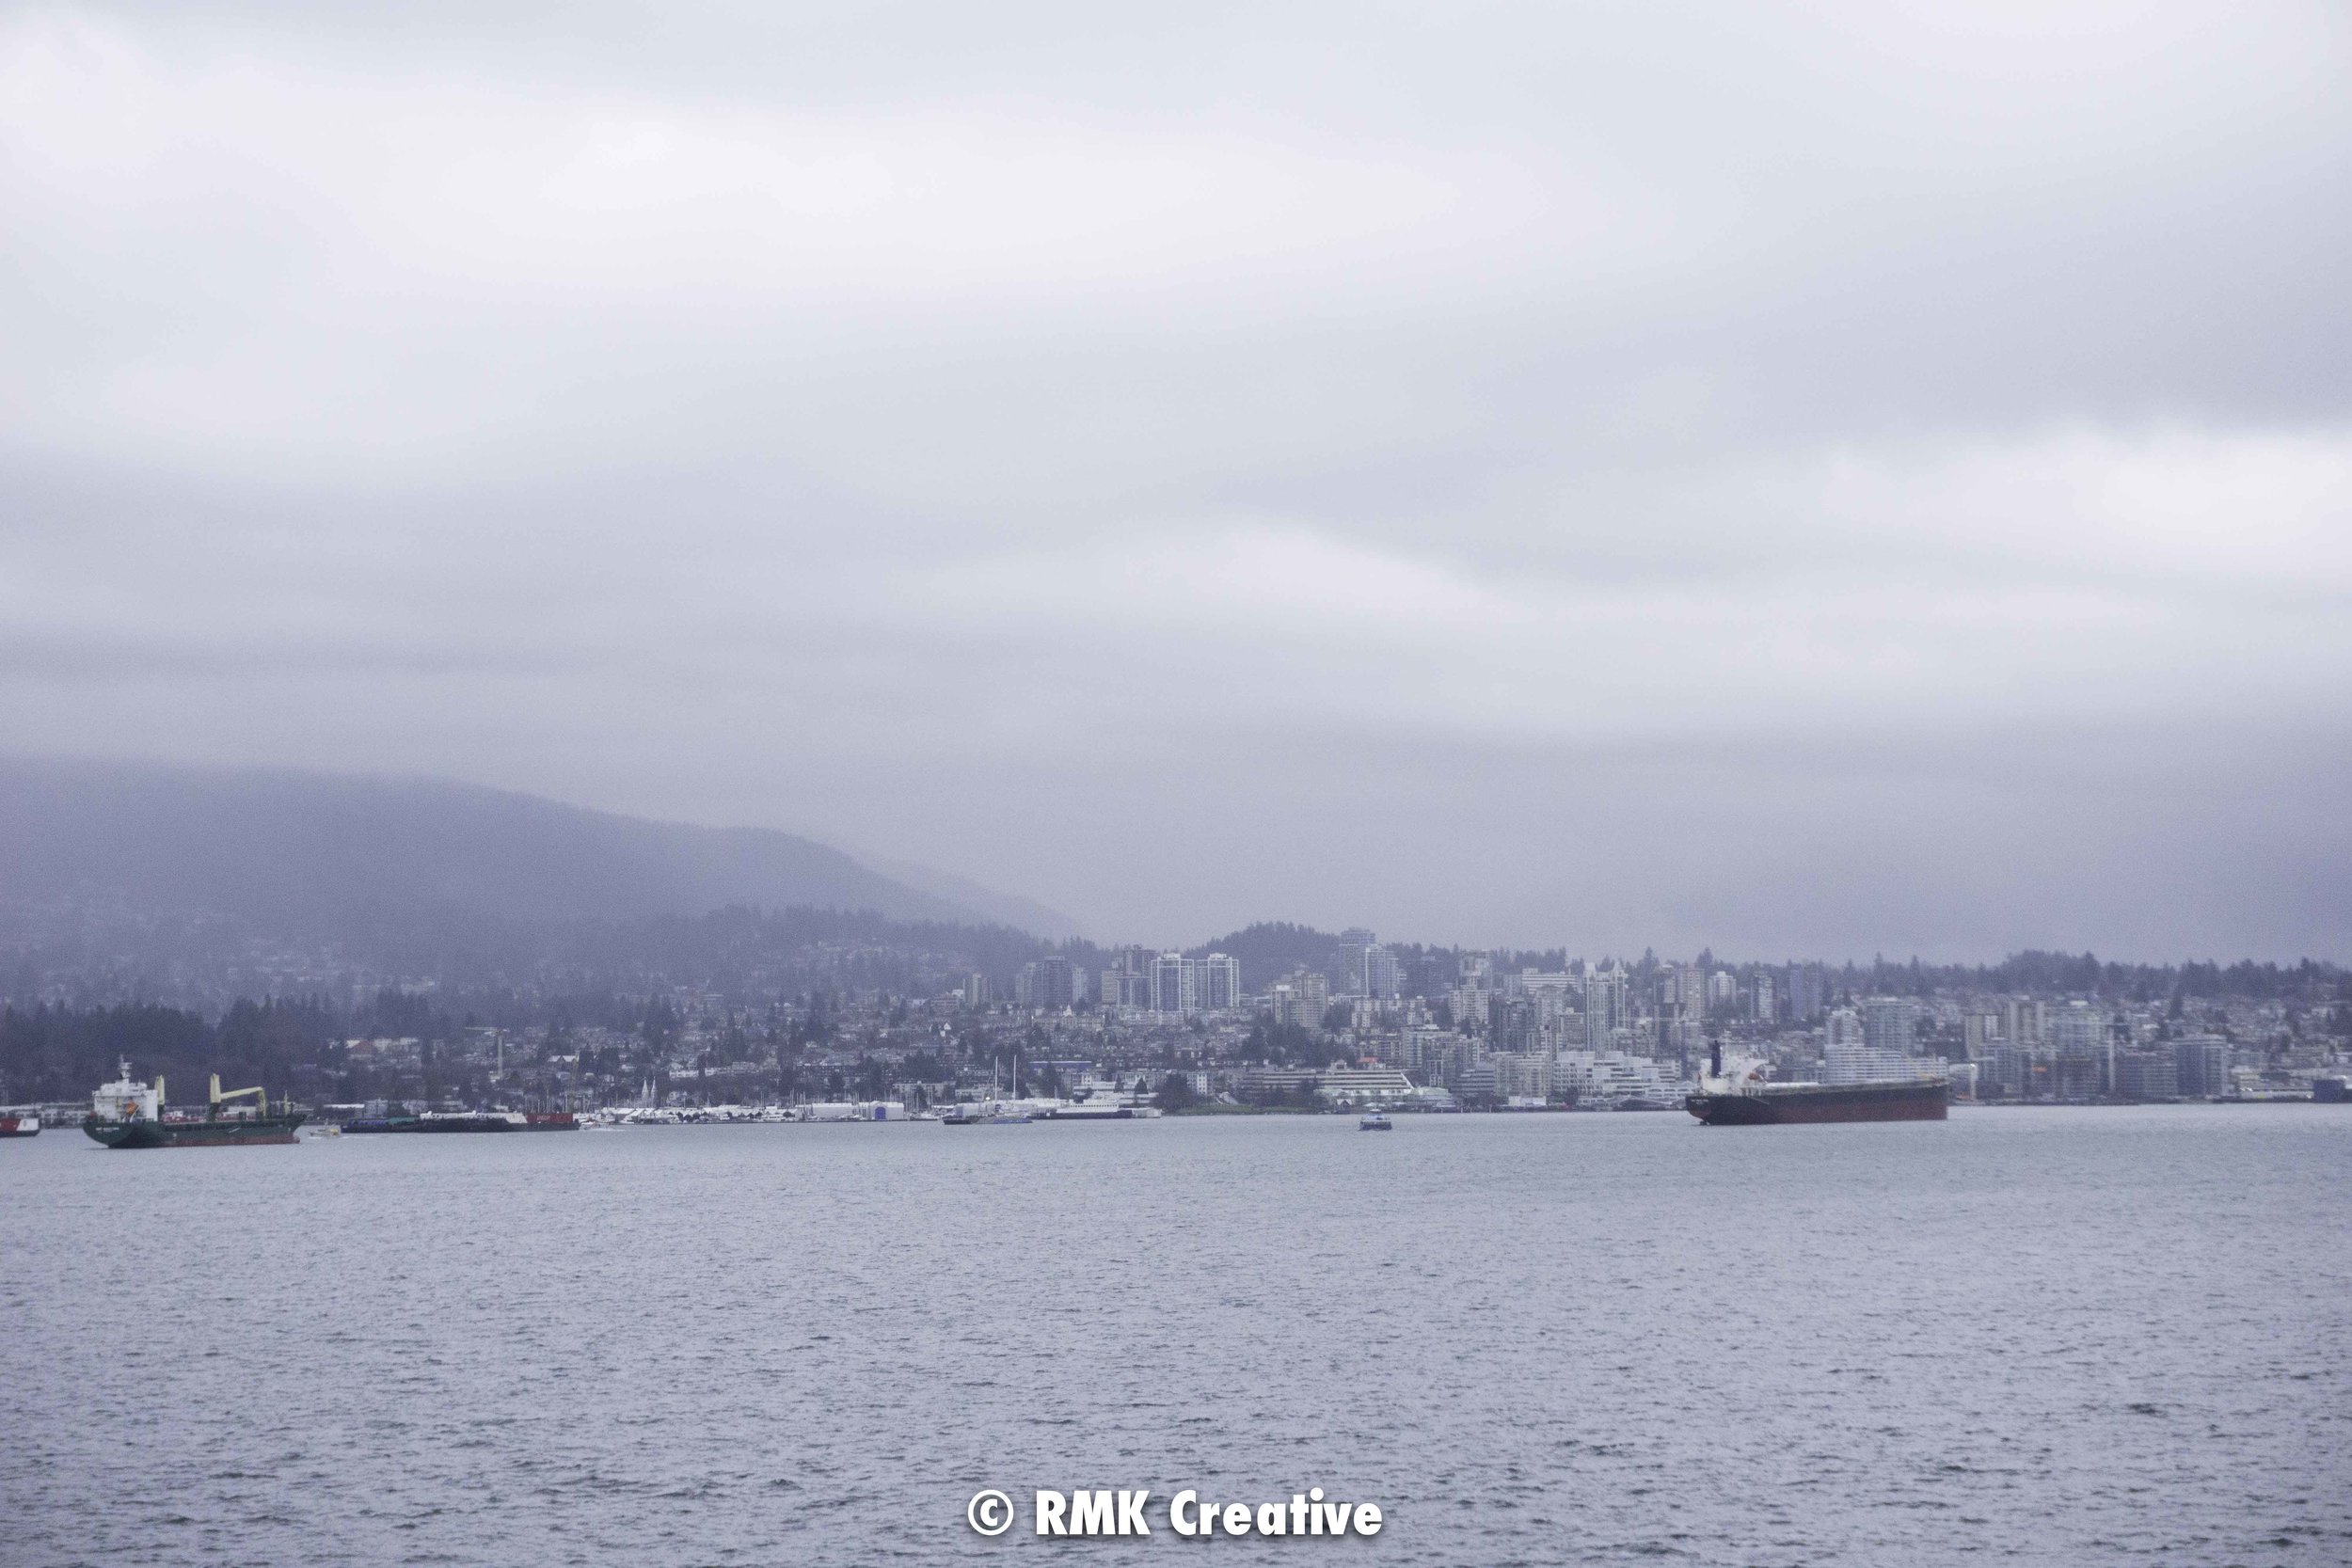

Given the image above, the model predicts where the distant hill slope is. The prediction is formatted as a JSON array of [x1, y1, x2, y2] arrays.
[[1187, 921, 1343, 991], [850, 849, 1087, 942], [0, 757, 1043, 934]]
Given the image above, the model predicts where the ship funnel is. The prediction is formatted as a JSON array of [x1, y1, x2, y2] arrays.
[[1709, 1040, 1723, 1078]]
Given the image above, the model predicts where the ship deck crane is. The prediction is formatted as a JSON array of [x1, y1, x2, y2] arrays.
[[209, 1073, 272, 1117]]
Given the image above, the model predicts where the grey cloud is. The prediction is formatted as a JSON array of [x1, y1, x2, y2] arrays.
[[2, 3, 2348, 958]]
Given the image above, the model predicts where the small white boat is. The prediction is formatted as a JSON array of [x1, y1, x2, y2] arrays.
[[1359, 1112, 1393, 1132]]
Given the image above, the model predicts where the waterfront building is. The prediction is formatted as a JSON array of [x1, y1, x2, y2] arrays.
[[1238, 1064, 1317, 1099], [2048, 1002, 2115, 1094], [2051, 1048, 2108, 1099], [1860, 997, 1916, 1056], [1488, 1052, 1553, 1101], [1824, 1042, 1939, 1085], [2048, 1002, 2107, 1053], [1583, 962, 1629, 1044], [1553, 1050, 1682, 1105], [2172, 1034, 2231, 1098], [2115, 1052, 2179, 1101], [1233, 1061, 1414, 1104], [1986, 1041, 2034, 1098], [1316, 1063, 1416, 1104]]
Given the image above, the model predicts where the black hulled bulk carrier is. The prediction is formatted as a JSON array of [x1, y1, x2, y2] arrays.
[[1684, 1042, 1947, 1125]]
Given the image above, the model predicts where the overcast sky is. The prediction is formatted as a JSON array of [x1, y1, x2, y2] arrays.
[[4, 2, 2348, 958]]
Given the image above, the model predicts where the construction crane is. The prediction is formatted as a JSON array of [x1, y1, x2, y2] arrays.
[[209, 1073, 271, 1118]]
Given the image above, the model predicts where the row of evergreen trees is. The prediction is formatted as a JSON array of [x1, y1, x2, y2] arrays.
[[0, 998, 333, 1104]]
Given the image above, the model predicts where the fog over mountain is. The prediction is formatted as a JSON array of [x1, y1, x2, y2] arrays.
[[2, 5, 2347, 958], [0, 756, 1069, 937]]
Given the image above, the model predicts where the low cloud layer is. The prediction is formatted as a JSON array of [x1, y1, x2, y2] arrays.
[[4, 3, 2348, 956]]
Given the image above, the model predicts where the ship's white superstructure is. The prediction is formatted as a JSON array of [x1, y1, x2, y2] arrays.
[[90, 1059, 161, 1123]]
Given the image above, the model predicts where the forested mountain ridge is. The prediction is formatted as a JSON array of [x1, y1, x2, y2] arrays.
[[0, 755, 1054, 933]]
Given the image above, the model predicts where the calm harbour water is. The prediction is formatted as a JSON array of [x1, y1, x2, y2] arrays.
[[5, 1107, 2348, 1567]]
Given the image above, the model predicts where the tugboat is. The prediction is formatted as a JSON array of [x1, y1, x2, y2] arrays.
[[83, 1061, 307, 1148], [1358, 1111, 1393, 1131]]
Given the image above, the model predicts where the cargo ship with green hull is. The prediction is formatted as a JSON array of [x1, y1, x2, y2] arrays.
[[83, 1061, 307, 1148]]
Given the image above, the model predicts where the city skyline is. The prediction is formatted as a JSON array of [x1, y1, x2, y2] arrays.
[[7, 905, 2339, 1118]]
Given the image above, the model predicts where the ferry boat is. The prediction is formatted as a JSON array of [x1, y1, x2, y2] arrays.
[[83, 1062, 307, 1148], [1359, 1112, 1393, 1131]]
